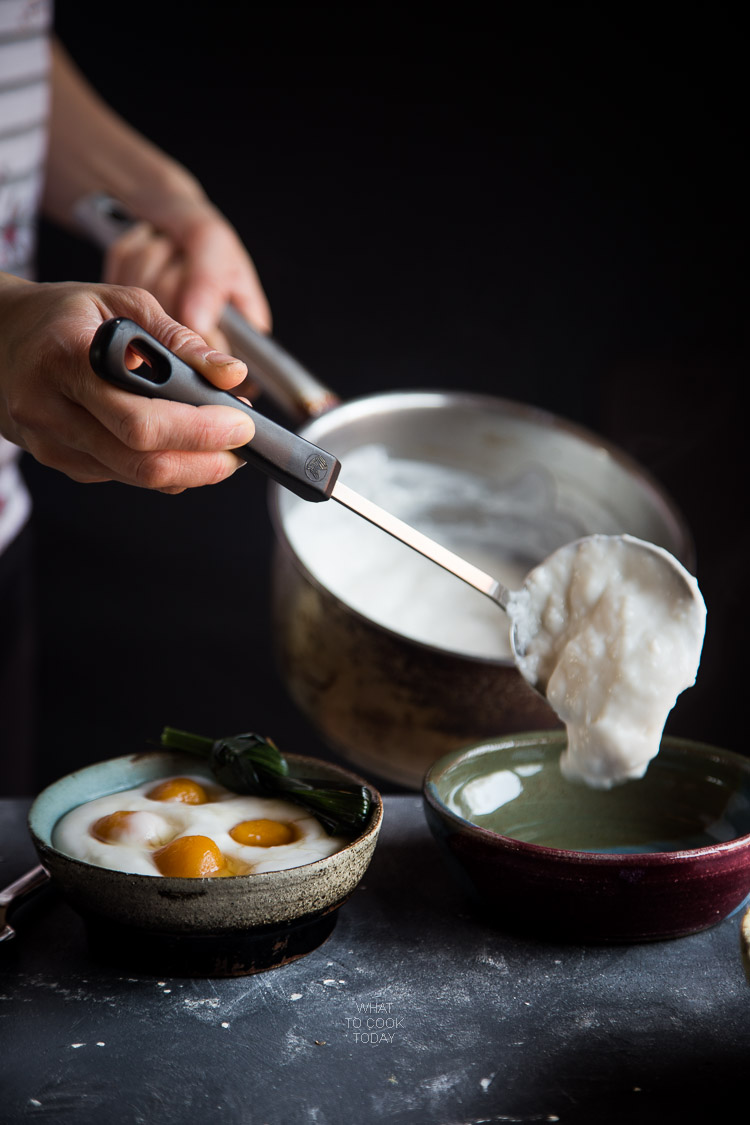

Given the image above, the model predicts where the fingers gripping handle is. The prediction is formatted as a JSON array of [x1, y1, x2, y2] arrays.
[[75, 193, 338, 422], [89, 319, 341, 502]]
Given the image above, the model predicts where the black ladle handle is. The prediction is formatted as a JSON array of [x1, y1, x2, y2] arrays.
[[89, 318, 340, 502]]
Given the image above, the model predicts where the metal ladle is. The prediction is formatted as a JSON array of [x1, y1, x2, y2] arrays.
[[89, 319, 702, 700]]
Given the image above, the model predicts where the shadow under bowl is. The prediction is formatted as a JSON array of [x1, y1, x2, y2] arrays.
[[423, 732, 750, 943], [29, 750, 383, 976]]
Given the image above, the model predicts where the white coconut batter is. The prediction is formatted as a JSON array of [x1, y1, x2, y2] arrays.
[[508, 535, 707, 788], [284, 445, 585, 659], [53, 775, 347, 876]]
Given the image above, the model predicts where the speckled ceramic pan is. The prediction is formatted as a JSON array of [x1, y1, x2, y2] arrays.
[[29, 750, 382, 976], [423, 732, 750, 943]]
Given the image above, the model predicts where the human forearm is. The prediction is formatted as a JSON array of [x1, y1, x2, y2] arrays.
[[42, 39, 207, 232], [42, 39, 271, 342]]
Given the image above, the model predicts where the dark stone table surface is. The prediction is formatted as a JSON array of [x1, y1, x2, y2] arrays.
[[1, 796, 748, 1125]]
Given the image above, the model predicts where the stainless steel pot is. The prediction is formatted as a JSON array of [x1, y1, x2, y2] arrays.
[[222, 312, 693, 790], [76, 195, 694, 788]]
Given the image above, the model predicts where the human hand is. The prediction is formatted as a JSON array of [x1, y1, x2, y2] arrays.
[[102, 197, 272, 352], [0, 275, 255, 493], [43, 41, 271, 354]]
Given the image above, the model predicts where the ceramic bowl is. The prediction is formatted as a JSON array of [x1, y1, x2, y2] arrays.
[[423, 732, 750, 943], [29, 750, 383, 976]]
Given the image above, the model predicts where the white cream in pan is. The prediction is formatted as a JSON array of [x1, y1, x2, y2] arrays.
[[53, 775, 346, 877], [284, 446, 586, 660]]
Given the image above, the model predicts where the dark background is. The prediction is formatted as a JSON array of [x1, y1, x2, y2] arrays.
[[13, 5, 747, 794]]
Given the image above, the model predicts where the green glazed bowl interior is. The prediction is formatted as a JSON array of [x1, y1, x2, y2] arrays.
[[423, 732, 750, 942], [428, 732, 750, 854]]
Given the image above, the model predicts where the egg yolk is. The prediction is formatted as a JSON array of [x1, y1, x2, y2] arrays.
[[229, 819, 297, 847], [153, 835, 224, 877], [91, 810, 148, 844], [146, 777, 208, 804]]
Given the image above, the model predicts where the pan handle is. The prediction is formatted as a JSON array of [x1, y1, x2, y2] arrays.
[[89, 318, 341, 503], [0, 864, 51, 942], [218, 305, 341, 423], [74, 193, 341, 423]]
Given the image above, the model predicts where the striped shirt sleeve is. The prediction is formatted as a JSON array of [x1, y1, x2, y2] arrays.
[[0, 0, 53, 279]]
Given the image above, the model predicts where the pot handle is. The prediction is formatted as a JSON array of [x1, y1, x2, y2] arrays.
[[218, 305, 341, 423], [73, 193, 342, 423], [89, 318, 341, 503]]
